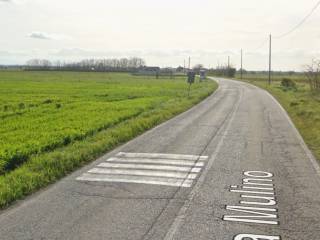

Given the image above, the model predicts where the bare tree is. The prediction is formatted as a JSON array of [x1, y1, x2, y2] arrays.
[[192, 64, 204, 74], [25, 57, 146, 72], [305, 59, 320, 90], [26, 59, 52, 68]]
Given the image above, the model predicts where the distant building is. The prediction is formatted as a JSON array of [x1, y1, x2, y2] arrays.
[[176, 66, 184, 72], [161, 67, 175, 73], [135, 66, 160, 75]]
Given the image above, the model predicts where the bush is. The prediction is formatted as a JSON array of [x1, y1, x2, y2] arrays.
[[43, 99, 53, 104], [18, 103, 25, 109], [281, 78, 296, 90], [3, 105, 9, 111], [290, 101, 299, 107]]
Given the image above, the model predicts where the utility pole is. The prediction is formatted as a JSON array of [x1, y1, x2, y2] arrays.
[[183, 59, 186, 73], [228, 56, 230, 69], [188, 57, 191, 70], [268, 34, 272, 85], [241, 49, 243, 80]]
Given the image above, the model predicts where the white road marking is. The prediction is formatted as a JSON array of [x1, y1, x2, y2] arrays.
[[223, 205, 278, 225], [116, 152, 208, 161], [242, 186, 274, 191], [230, 189, 275, 195], [77, 152, 208, 187], [77, 173, 193, 187], [234, 234, 280, 240], [88, 168, 198, 179], [97, 162, 202, 173], [225, 170, 279, 227], [107, 157, 206, 167], [240, 195, 277, 206]]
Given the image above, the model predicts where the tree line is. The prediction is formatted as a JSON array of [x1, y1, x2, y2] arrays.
[[25, 57, 146, 72], [207, 65, 236, 78]]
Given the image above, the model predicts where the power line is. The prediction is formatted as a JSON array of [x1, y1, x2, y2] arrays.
[[275, 0, 320, 39], [237, 1, 320, 73], [241, 0, 320, 71]]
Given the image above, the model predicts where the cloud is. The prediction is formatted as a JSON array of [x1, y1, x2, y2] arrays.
[[0, 50, 13, 56], [49, 48, 243, 60], [51, 48, 157, 58], [50, 48, 198, 58], [52, 48, 116, 57], [233, 30, 263, 36], [28, 32, 71, 40], [0, 0, 25, 4], [0, 50, 29, 57], [29, 32, 52, 40]]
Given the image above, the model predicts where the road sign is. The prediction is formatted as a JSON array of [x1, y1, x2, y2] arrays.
[[200, 70, 206, 81], [187, 71, 196, 84]]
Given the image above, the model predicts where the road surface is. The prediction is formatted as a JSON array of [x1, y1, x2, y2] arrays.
[[0, 77, 320, 240]]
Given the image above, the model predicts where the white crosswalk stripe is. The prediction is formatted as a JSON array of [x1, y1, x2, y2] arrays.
[[76, 152, 208, 188], [97, 163, 202, 173], [107, 157, 206, 167]]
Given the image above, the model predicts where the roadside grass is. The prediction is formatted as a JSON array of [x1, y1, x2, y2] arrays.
[[236, 72, 305, 82], [236, 75, 320, 163], [0, 71, 217, 208]]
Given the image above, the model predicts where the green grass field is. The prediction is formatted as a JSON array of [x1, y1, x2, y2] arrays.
[[236, 72, 306, 82], [236, 74, 320, 163], [0, 71, 217, 208]]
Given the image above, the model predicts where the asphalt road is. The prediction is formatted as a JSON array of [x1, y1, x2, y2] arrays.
[[0, 77, 320, 240]]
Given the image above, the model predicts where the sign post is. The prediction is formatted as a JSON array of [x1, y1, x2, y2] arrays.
[[187, 71, 196, 97]]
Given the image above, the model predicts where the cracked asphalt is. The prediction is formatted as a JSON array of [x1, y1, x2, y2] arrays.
[[0, 77, 319, 240]]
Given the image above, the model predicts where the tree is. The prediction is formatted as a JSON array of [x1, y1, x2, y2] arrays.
[[26, 59, 52, 69], [305, 59, 320, 90], [193, 64, 204, 74], [208, 65, 236, 78]]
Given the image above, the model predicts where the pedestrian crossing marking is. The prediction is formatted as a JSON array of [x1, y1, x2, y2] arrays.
[[107, 157, 205, 167], [76, 152, 208, 188], [97, 162, 202, 173]]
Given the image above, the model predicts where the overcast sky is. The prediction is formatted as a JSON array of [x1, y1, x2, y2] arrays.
[[0, 0, 320, 70]]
